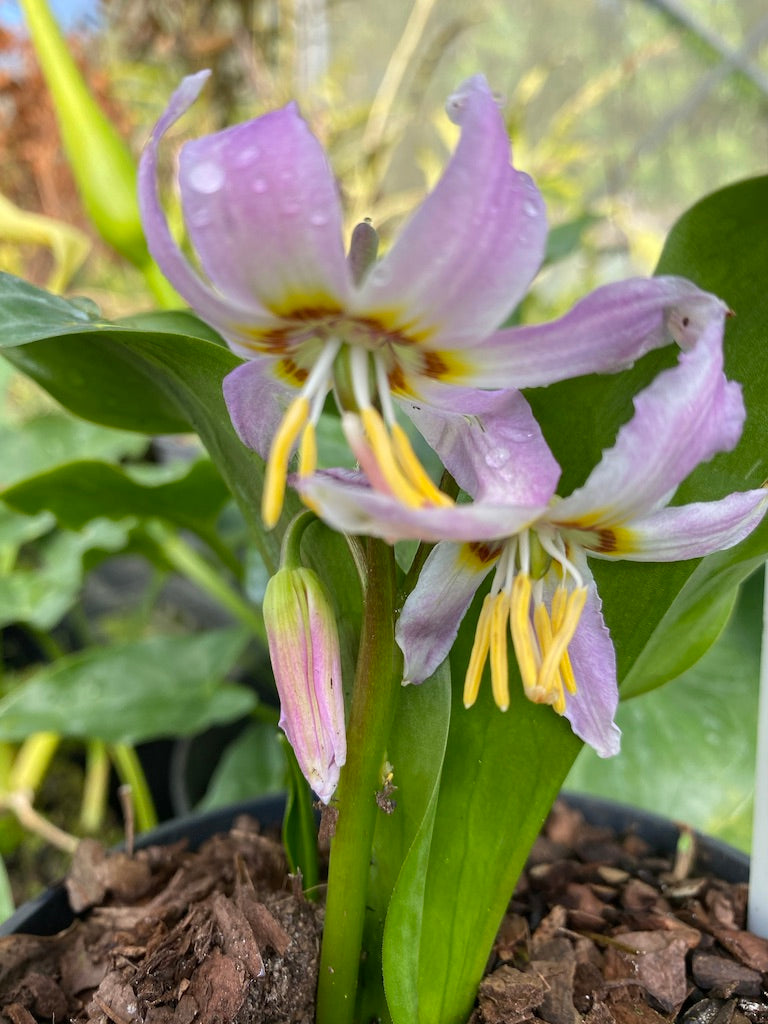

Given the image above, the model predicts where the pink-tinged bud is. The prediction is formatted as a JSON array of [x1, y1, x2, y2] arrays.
[[264, 566, 346, 804]]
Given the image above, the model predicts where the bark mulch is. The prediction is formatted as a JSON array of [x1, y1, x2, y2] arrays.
[[1, 801, 766, 1023]]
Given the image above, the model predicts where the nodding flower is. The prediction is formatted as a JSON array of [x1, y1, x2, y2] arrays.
[[140, 73, 715, 530], [297, 296, 767, 757]]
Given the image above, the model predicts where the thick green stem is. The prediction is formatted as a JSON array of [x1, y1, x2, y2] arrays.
[[316, 538, 401, 1024]]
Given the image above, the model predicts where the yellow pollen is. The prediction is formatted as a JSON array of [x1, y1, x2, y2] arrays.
[[536, 587, 587, 708], [262, 395, 310, 529], [390, 423, 453, 508], [463, 593, 494, 708], [489, 592, 511, 710], [299, 421, 317, 478], [361, 407, 438, 509], [509, 573, 540, 695]]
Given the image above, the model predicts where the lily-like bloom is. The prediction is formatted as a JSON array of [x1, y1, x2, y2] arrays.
[[298, 301, 768, 756], [263, 565, 346, 803], [139, 71, 713, 529]]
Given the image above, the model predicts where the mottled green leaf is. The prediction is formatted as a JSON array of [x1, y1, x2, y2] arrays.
[[0, 628, 255, 743]]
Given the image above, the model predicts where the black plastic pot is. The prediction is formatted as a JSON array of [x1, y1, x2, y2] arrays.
[[0, 792, 748, 938]]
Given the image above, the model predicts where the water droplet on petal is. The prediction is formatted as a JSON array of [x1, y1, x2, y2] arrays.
[[188, 161, 225, 194], [523, 200, 539, 217], [310, 211, 329, 227], [233, 144, 260, 168], [251, 178, 268, 194], [189, 206, 212, 228], [485, 447, 511, 469]]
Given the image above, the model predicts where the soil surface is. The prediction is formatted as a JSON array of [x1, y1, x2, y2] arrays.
[[0, 802, 766, 1024]]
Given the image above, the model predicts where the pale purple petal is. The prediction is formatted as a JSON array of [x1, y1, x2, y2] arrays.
[[553, 311, 743, 527], [354, 75, 546, 348], [138, 71, 283, 340], [397, 541, 497, 684], [296, 469, 548, 543], [400, 384, 560, 505], [223, 359, 296, 460], [179, 103, 352, 313], [444, 277, 726, 388], [591, 489, 768, 561], [548, 558, 621, 758]]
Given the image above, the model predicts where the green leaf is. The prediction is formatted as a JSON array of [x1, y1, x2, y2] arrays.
[[0, 413, 147, 490], [198, 721, 286, 810], [3, 458, 230, 539], [568, 568, 762, 852], [0, 503, 53, 549], [0, 273, 289, 571], [361, 660, 451, 1024], [0, 628, 255, 743], [0, 518, 131, 629]]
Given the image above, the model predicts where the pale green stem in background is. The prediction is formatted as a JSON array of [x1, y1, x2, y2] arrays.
[[748, 565, 768, 936], [18, 0, 178, 306], [80, 739, 111, 834], [9, 732, 59, 793], [315, 538, 401, 1024], [361, 0, 441, 160], [109, 743, 158, 832], [145, 520, 267, 647], [0, 857, 14, 923], [0, 744, 15, 792]]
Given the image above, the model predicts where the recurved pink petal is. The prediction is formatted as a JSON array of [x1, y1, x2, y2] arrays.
[[397, 540, 497, 684], [401, 384, 560, 506], [592, 489, 768, 561], [296, 468, 547, 543], [355, 75, 546, 349], [553, 311, 744, 528], [138, 71, 282, 341], [547, 559, 621, 758], [223, 358, 297, 460], [449, 277, 726, 388], [179, 100, 352, 315]]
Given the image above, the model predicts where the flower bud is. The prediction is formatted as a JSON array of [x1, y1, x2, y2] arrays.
[[264, 566, 346, 803]]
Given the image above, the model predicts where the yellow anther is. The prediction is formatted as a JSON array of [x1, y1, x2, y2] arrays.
[[390, 423, 453, 508], [560, 648, 578, 695], [463, 593, 494, 708], [537, 586, 587, 704], [299, 421, 317, 478], [509, 573, 540, 695], [262, 395, 310, 529], [489, 592, 511, 710], [361, 407, 425, 508]]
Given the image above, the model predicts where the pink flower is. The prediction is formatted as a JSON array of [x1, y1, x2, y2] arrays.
[[139, 72, 705, 529]]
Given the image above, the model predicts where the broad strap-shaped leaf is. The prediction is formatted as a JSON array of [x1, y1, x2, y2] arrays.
[[0, 628, 255, 743], [0, 273, 290, 570], [360, 660, 451, 1023]]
